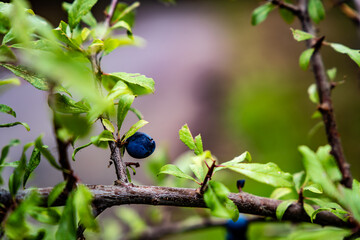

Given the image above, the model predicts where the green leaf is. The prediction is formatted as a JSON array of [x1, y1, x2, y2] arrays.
[[111, 2, 139, 26], [50, 93, 90, 114], [145, 147, 168, 184], [290, 28, 315, 42], [9, 143, 27, 196], [299, 48, 315, 70], [129, 107, 143, 120], [56, 192, 76, 240], [327, 67, 337, 81], [62, 2, 97, 28], [298, 146, 339, 201], [0, 45, 16, 62], [0, 121, 30, 131], [48, 181, 67, 206], [276, 200, 294, 220], [303, 203, 315, 220], [179, 124, 196, 151], [223, 162, 293, 187], [308, 0, 325, 24], [55, 113, 91, 140], [190, 151, 212, 180], [123, 119, 148, 140], [28, 206, 61, 225], [117, 94, 135, 132], [158, 164, 198, 182], [0, 63, 68, 93], [316, 145, 342, 182], [344, 179, 360, 222], [251, 2, 276, 26], [0, 104, 16, 117], [216, 151, 252, 171], [68, 0, 98, 29], [108, 72, 155, 96], [279, 1, 294, 24], [101, 118, 115, 133], [23, 147, 41, 188], [111, 20, 132, 33], [115, 207, 146, 236], [103, 36, 144, 55], [293, 171, 306, 191], [53, 21, 80, 50], [270, 187, 293, 199], [0, 161, 20, 167], [0, 139, 20, 167], [330, 43, 360, 67], [307, 83, 319, 104], [204, 180, 239, 221], [105, 78, 132, 100], [311, 207, 349, 222], [91, 130, 115, 149], [35, 135, 62, 170], [74, 184, 98, 231], [72, 142, 92, 161], [194, 134, 203, 155], [304, 183, 323, 194], [0, 77, 20, 86]]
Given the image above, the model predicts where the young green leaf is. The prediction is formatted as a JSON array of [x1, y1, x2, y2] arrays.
[[311, 207, 349, 222], [62, 2, 97, 28], [74, 185, 99, 231], [0, 161, 20, 167], [0, 45, 16, 62], [303, 203, 315, 219], [158, 164, 198, 183], [91, 130, 115, 148], [330, 43, 360, 67], [0, 104, 16, 117], [48, 181, 67, 206], [215, 151, 252, 171], [219, 162, 293, 187], [0, 77, 20, 86], [293, 171, 307, 191], [115, 207, 146, 236], [55, 192, 77, 240], [279, 1, 294, 24], [68, 0, 98, 29], [123, 119, 148, 140], [326, 67, 337, 81], [102, 118, 115, 133], [0, 63, 68, 93], [308, 0, 325, 24], [23, 147, 41, 188], [108, 72, 155, 96], [35, 135, 62, 170], [316, 145, 342, 182], [290, 28, 315, 42], [72, 142, 92, 161], [103, 36, 144, 55], [204, 180, 239, 221], [179, 124, 196, 151], [194, 134, 203, 155], [307, 83, 319, 104], [49, 93, 89, 114], [251, 2, 276, 26], [129, 107, 143, 120], [0, 122, 30, 131], [299, 48, 315, 70], [276, 200, 294, 220], [298, 146, 339, 201], [117, 94, 135, 132], [304, 183, 323, 194], [0, 139, 20, 166], [270, 187, 293, 199]]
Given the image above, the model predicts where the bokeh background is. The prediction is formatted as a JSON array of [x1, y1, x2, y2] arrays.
[[0, 0, 359, 239]]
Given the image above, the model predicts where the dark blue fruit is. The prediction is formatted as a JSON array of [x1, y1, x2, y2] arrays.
[[226, 215, 248, 240], [125, 132, 156, 159]]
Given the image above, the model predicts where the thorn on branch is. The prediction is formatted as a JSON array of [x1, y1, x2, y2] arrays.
[[199, 159, 216, 195]]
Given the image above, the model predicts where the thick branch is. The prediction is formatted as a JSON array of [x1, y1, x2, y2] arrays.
[[4, 185, 354, 229]]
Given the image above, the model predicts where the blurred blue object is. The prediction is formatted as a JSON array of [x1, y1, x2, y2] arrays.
[[237, 179, 246, 190], [125, 132, 156, 159], [226, 215, 248, 240]]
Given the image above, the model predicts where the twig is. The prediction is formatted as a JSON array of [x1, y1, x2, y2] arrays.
[[199, 159, 216, 194], [272, 0, 354, 188], [4, 185, 353, 229], [269, 0, 300, 15], [104, 0, 118, 27]]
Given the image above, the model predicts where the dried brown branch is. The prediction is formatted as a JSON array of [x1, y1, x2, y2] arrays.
[[5, 185, 354, 229]]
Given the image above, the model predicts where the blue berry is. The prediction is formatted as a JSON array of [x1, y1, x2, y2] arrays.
[[125, 132, 156, 159], [226, 215, 248, 240]]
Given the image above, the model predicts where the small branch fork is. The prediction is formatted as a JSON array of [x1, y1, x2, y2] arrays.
[[198, 159, 217, 194], [270, 0, 353, 189]]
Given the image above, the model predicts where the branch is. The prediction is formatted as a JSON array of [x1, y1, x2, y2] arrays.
[[3, 185, 354, 229], [296, 0, 354, 189], [269, 0, 300, 15]]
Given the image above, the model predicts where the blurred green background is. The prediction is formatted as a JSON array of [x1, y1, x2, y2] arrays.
[[0, 0, 359, 239]]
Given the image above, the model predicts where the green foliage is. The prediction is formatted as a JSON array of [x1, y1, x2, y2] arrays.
[[299, 48, 315, 70], [251, 2, 276, 26], [308, 0, 325, 24], [330, 43, 360, 67], [291, 28, 315, 42], [276, 200, 294, 220]]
